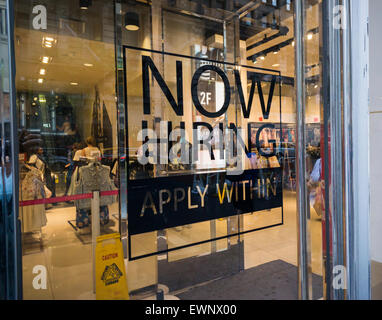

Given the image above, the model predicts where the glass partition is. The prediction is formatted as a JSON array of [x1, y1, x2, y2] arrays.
[[11, 0, 328, 300], [117, 0, 321, 300], [14, 0, 119, 299], [0, 0, 22, 300]]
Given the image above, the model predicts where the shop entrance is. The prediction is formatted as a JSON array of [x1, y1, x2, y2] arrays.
[[117, 0, 324, 300], [13, 0, 325, 300]]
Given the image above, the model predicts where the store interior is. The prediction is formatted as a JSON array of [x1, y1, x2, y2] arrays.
[[15, 0, 324, 300]]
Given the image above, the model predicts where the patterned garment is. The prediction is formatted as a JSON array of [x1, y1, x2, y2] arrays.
[[76, 205, 109, 229], [73, 163, 117, 210], [20, 164, 47, 233]]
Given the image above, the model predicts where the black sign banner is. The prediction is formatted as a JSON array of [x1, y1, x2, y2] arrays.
[[128, 168, 283, 236]]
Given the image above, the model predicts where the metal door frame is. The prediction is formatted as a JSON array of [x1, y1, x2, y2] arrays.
[[294, 0, 371, 300]]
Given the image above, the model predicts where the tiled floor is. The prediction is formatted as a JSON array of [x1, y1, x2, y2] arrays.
[[22, 190, 324, 300]]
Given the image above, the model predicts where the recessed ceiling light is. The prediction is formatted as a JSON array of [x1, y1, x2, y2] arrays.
[[39, 69, 46, 75], [260, 55, 265, 60], [41, 56, 51, 64], [125, 25, 139, 31], [272, 64, 280, 67], [70, 82, 79, 86], [42, 37, 56, 48], [292, 41, 295, 47], [38, 78, 44, 84], [307, 33, 313, 40], [84, 63, 93, 67]]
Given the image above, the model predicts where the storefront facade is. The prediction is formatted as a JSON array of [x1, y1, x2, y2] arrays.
[[0, 0, 375, 300]]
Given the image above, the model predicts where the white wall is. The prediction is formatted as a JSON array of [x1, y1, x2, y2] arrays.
[[369, 0, 382, 263]]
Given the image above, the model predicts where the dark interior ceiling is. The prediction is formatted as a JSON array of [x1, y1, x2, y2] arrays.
[[165, 0, 295, 41]]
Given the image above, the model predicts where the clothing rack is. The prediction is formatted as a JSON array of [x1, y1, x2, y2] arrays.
[[20, 163, 44, 253], [67, 158, 116, 241]]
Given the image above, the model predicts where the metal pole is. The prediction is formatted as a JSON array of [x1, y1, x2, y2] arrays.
[[294, 0, 312, 300], [342, 0, 353, 300], [327, 0, 346, 300], [3, 0, 22, 300], [92, 191, 100, 294]]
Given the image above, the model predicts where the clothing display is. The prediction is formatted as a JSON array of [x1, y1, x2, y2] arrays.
[[69, 161, 117, 229], [29, 154, 56, 197], [19, 164, 48, 233], [76, 206, 109, 229], [73, 162, 117, 209]]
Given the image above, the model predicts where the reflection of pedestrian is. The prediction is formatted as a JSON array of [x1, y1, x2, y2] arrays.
[[308, 157, 322, 218]]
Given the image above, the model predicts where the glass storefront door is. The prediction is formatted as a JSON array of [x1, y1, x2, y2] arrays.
[[10, 0, 328, 300], [14, 0, 119, 299], [117, 0, 324, 300]]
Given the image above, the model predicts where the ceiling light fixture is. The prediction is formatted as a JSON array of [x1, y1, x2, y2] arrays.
[[307, 33, 313, 40], [80, 0, 92, 9], [84, 63, 93, 67], [124, 12, 140, 31], [260, 55, 265, 60], [38, 78, 44, 84], [70, 82, 79, 86], [272, 64, 280, 67], [42, 37, 56, 48], [39, 69, 46, 75], [41, 56, 51, 64]]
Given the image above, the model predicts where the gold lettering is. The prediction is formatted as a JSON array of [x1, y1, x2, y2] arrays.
[[188, 187, 198, 209], [250, 180, 258, 200], [216, 183, 234, 204], [159, 189, 171, 214], [140, 191, 157, 217], [196, 185, 209, 208], [240, 180, 249, 201], [174, 188, 185, 211], [266, 178, 277, 196]]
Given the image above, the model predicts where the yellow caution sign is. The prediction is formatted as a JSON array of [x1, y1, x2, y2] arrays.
[[95, 233, 129, 300]]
